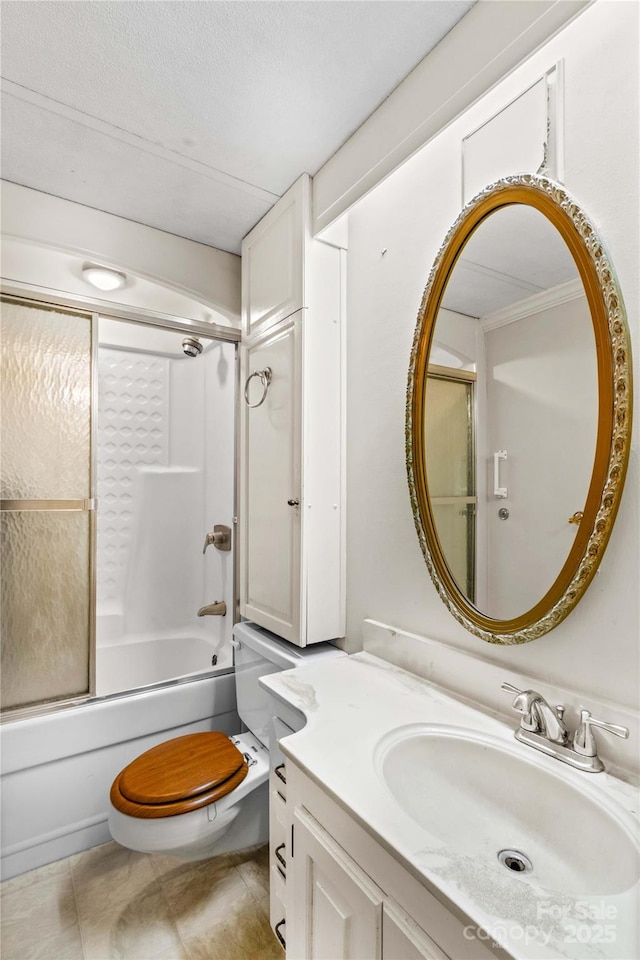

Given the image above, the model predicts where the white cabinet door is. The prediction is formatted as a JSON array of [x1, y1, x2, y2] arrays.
[[240, 172, 345, 647], [241, 316, 302, 642], [242, 176, 308, 340], [383, 900, 450, 960], [289, 806, 384, 960]]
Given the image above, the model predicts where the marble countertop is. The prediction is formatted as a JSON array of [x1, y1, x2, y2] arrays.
[[260, 651, 640, 960]]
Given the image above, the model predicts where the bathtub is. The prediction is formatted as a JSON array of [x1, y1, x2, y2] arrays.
[[0, 670, 238, 880], [96, 634, 227, 697]]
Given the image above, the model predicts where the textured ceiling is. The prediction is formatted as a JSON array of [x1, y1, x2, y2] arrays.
[[443, 206, 579, 318], [1, 0, 475, 254]]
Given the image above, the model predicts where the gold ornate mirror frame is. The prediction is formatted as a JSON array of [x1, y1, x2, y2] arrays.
[[406, 175, 632, 644]]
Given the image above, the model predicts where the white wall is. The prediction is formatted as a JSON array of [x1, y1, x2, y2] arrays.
[[312, 0, 589, 231], [344, 1, 639, 711]]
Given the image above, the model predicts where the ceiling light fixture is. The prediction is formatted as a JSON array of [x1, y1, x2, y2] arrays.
[[82, 264, 127, 291]]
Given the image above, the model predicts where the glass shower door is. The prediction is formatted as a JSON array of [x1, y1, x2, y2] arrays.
[[1, 297, 95, 714], [424, 371, 476, 603]]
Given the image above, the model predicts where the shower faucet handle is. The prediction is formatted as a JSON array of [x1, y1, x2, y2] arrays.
[[202, 524, 232, 553], [203, 532, 215, 553]]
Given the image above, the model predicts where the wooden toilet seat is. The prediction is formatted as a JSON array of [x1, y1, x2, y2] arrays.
[[110, 732, 249, 819]]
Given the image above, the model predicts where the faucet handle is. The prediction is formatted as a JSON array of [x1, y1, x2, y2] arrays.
[[501, 683, 543, 732], [502, 683, 564, 720], [203, 524, 232, 554], [203, 531, 215, 554], [573, 709, 629, 758]]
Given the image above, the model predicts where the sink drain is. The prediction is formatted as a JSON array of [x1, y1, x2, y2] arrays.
[[498, 849, 533, 874]]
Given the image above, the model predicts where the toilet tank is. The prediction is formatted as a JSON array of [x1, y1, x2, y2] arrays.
[[233, 621, 344, 748]]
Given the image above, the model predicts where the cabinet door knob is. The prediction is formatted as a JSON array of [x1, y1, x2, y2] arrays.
[[287, 499, 300, 507]]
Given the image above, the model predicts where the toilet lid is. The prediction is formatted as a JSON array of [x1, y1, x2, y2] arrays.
[[118, 732, 246, 805]]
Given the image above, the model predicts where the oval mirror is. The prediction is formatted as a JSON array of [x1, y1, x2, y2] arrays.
[[407, 176, 632, 644]]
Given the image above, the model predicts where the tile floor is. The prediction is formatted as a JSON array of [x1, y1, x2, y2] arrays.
[[0, 841, 284, 960]]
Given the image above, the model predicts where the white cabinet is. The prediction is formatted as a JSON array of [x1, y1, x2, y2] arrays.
[[286, 804, 449, 960], [242, 175, 306, 340], [382, 901, 450, 960], [240, 175, 345, 646], [290, 806, 384, 960], [268, 715, 295, 947], [242, 318, 302, 641], [284, 761, 496, 960]]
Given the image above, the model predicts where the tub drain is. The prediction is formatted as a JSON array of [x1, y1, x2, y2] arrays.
[[498, 849, 533, 874]]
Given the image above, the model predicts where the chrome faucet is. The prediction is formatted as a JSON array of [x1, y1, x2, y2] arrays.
[[502, 684, 569, 743], [502, 682, 628, 773], [197, 600, 227, 617]]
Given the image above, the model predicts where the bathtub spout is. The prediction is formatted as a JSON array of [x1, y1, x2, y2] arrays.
[[197, 601, 227, 617]]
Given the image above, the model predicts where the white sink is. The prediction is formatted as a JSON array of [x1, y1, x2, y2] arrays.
[[375, 723, 640, 897]]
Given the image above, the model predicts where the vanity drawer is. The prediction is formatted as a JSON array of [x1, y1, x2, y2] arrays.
[[270, 865, 287, 949], [271, 862, 287, 904], [271, 715, 294, 800], [271, 787, 287, 832], [270, 788, 288, 879], [273, 760, 287, 800]]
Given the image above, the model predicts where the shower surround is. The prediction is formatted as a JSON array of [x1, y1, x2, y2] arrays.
[[95, 328, 236, 695]]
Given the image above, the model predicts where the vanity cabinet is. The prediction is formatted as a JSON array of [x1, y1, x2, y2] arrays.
[[240, 174, 346, 647], [290, 805, 385, 959], [283, 760, 497, 960], [268, 714, 296, 947], [382, 901, 450, 960], [289, 808, 450, 960]]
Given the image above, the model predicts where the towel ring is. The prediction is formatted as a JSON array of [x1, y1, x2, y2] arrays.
[[244, 367, 272, 408]]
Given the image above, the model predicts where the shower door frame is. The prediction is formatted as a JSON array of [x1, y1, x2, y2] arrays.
[[1, 281, 241, 723], [425, 363, 478, 605], [1, 293, 98, 720]]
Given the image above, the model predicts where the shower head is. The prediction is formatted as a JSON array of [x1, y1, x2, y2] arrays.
[[181, 336, 203, 358]]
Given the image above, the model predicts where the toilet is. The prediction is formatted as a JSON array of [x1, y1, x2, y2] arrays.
[[108, 621, 342, 860]]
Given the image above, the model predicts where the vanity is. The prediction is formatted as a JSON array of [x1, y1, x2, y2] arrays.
[[261, 647, 640, 960]]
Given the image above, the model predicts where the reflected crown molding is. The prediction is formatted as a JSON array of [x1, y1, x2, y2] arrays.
[[481, 277, 585, 332]]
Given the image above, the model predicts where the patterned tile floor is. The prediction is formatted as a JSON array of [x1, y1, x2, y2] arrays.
[[0, 842, 284, 960]]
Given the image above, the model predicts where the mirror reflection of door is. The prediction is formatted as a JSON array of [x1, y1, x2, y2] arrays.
[[424, 368, 476, 602], [423, 204, 599, 621], [484, 293, 596, 619], [410, 179, 630, 642]]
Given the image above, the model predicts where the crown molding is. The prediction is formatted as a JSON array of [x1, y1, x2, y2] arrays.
[[480, 277, 584, 332]]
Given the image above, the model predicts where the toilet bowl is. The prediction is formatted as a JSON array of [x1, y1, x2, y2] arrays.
[[108, 621, 343, 860], [109, 730, 270, 860]]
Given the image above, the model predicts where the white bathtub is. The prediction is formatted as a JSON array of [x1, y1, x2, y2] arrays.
[[96, 634, 224, 697], [0, 671, 238, 880]]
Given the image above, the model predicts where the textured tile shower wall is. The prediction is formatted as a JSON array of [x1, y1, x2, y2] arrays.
[[96, 349, 170, 639]]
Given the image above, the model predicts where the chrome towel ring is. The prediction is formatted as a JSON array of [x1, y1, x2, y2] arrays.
[[244, 367, 272, 408]]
